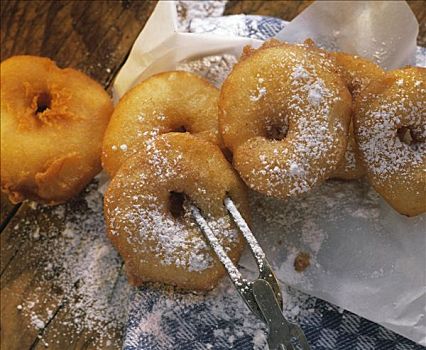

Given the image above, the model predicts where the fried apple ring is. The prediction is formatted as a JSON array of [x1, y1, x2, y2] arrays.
[[331, 52, 385, 180], [102, 71, 221, 177], [104, 133, 249, 290], [354, 67, 426, 216], [1, 56, 113, 204], [219, 41, 352, 198]]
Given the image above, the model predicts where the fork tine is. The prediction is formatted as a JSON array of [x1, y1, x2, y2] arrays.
[[190, 203, 264, 320], [224, 197, 283, 310], [190, 204, 242, 281], [190, 200, 310, 350], [224, 197, 266, 262]]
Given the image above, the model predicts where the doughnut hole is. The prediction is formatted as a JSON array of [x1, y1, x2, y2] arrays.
[[35, 92, 52, 114], [397, 126, 425, 146], [172, 125, 188, 133], [265, 123, 289, 141], [263, 113, 289, 141], [168, 191, 186, 219]]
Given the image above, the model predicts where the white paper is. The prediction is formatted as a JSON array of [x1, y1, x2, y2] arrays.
[[112, 1, 426, 345], [275, 1, 419, 69], [114, 2, 261, 100]]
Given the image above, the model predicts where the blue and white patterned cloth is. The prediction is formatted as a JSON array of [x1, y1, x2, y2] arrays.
[[124, 15, 425, 350], [124, 283, 424, 349]]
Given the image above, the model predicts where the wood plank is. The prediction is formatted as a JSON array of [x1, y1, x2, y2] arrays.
[[1, 1, 156, 78], [1, 186, 128, 350], [1, 204, 36, 275], [225, 0, 312, 21], [407, 0, 426, 46], [1, 203, 66, 349], [1, 1, 156, 349], [31, 265, 126, 350], [0, 193, 19, 231]]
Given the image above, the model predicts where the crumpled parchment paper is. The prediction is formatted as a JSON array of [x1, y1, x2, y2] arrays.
[[112, 1, 425, 345]]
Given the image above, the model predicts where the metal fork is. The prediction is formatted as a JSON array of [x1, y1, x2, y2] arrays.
[[190, 197, 310, 350]]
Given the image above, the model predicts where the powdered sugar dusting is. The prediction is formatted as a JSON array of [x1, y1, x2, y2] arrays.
[[105, 136, 240, 275], [291, 64, 310, 80], [250, 76, 268, 102], [307, 80, 326, 106], [243, 179, 386, 289], [356, 71, 425, 188], [177, 0, 227, 32], [126, 275, 315, 349], [239, 45, 349, 198], [340, 138, 358, 171], [11, 181, 131, 348], [177, 54, 237, 87], [286, 57, 343, 195]]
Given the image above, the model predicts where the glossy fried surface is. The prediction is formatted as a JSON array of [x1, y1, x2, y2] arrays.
[[1, 56, 113, 204], [102, 71, 221, 177], [104, 133, 249, 290], [331, 52, 385, 180], [354, 67, 426, 216], [219, 41, 352, 199]]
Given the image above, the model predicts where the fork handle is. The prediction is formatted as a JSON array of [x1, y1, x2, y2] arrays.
[[253, 279, 310, 350]]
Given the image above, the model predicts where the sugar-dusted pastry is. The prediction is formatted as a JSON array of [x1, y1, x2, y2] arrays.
[[219, 40, 352, 198], [331, 52, 385, 180], [354, 67, 426, 216], [104, 133, 249, 290], [102, 71, 221, 176]]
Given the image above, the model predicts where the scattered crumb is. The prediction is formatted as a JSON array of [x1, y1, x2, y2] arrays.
[[294, 251, 311, 272]]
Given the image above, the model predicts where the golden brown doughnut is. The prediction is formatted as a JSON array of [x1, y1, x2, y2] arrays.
[[331, 52, 385, 180], [354, 67, 426, 216], [219, 41, 352, 199], [1, 56, 113, 204], [333, 52, 385, 97], [104, 133, 249, 290], [102, 71, 221, 177]]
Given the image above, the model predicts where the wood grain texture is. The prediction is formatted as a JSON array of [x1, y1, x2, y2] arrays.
[[407, 0, 426, 46], [1, 204, 65, 349], [1, 0, 157, 90], [1, 1, 157, 349], [0, 0, 159, 230], [225, 0, 312, 20], [1, 189, 126, 350], [1, 1, 425, 349], [0, 193, 19, 231]]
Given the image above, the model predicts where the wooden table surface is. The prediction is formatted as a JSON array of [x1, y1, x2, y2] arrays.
[[1, 1, 425, 349]]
